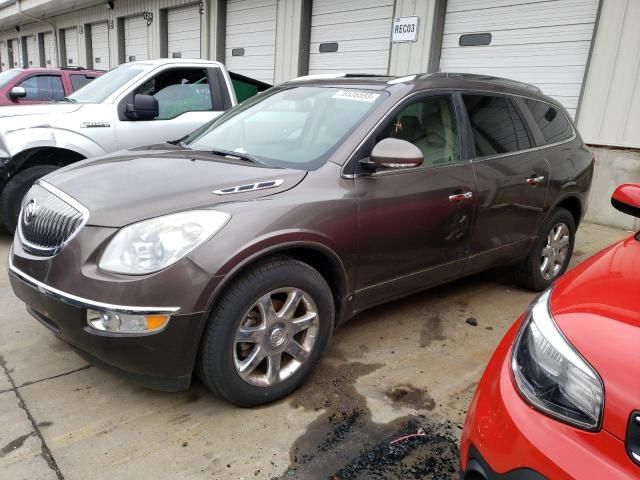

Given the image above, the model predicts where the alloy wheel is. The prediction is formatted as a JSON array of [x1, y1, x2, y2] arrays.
[[233, 287, 320, 387], [540, 222, 571, 281]]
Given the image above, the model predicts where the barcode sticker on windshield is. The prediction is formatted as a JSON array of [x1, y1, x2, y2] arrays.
[[332, 90, 380, 103]]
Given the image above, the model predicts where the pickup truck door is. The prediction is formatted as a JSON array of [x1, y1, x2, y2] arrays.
[[114, 66, 228, 149]]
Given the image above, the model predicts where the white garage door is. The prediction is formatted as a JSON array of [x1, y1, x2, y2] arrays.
[[43, 31, 57, 67], [225, 0, 277, 83], [25, 36, 36, 66], [439, 0, 599, 117], [64, 28, 79, 67], [308, 0, 394, 75], [124, 16, 149, 62], [91, 22, 110, 69], [168, 4, 201, 59]]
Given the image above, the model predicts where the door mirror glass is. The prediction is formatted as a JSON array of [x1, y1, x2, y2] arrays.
[[612, 184, 640, 218], [363, 138, 424, 169], [9, 86, 26, 99], [125, 94, 159, 121]]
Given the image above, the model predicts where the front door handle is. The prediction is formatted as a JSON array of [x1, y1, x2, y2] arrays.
[[526, 175, 545, 186], [449, 191, 473, 203]]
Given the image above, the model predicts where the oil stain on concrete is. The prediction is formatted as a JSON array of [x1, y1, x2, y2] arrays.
[[279, 358, 459, 479]]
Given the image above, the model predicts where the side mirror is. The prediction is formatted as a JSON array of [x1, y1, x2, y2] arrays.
[[9, 86, 26, 99], [360, 138, 424, 170], [611, 184, 640, 218], [125, 94, 159, 121]]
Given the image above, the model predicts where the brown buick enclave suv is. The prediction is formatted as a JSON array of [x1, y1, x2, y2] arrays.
[[8, 73, 594, 406]]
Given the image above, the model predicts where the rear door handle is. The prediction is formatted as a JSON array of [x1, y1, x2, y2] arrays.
[[526, 175, 545, 186], [449, 191, 473, 203]]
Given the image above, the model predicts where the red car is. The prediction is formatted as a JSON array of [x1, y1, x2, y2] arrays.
[[0, 67, 103, 105], [460, 184, 640, 479]]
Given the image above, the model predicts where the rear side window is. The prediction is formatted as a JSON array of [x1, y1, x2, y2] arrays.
[[463, 95, 518, 158], [70, 74, 95, 91], [522, 99, 573, 144], [507, 100, 532, 150], [17, 75, 64, 101]]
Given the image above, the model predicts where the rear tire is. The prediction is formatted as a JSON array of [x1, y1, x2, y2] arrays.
[[198, 256, 334, 407], [514, 207, 576, 291], [1, 165, 58, 233]]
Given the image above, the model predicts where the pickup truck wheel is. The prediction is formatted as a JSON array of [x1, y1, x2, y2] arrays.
[[1, 165, 59, 233], [514, 207, 575, 291], [198, 256, 334, 407]]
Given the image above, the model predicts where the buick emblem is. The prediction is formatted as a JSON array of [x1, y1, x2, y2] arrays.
[[24, 198, 38, 225]]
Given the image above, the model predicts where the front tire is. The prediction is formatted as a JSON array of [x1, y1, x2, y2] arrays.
[[514, 207, 576, 291], [1, 165, 58, 233], [198, 256, 334, 407]]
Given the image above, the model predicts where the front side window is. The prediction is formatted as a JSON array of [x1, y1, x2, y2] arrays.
[[377, 95, 460, 166], [187, 86, 387, 170], [18, 75, 64, 101], [523, 99, 573, 145], [463, 95, 518, 158], [133, 68, 213, 120]]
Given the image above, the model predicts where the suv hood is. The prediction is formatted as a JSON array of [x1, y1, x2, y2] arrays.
[[550, 235, 640, 441], [43, 148, 306, 227]]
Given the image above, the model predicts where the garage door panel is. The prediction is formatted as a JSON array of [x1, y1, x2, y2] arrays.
[[310, 19, 392, 42], [441, 23, 595, 48], [42, 32, 56, 67], [312, 7, 395, 26], [439, 0, 598, 117], [312, 0, 392, 15], [226, 0, 274, 12], [91, 22, 110, 69], [25, 36, 36, 66], [226, 6, 278, 25], [226, 31, 275, 48], [225, 45, 275, 57], [226, 19, 276, 35], [307, 55, 390, 72], [64, 28, 79, 66], [310, 37, 391, 53], [225, 54, 275, 69], [444, 2, 598, 33]]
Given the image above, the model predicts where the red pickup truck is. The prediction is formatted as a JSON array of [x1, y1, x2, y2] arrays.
[[0, 66, 103, 105]]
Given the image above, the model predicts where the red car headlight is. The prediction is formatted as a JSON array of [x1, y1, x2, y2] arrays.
[[511, 290, 604, 431]]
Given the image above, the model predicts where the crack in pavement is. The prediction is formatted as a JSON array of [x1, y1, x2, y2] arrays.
[[0, 364, 92, 394], [0, 353, 66, 480]]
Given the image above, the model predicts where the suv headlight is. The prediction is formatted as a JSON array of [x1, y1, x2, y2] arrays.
[[99, 210, 230, 275], [511, 290, 604, 431]]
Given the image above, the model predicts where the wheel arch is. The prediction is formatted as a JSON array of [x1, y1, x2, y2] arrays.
[[10, 146, 86, 171], [549, 193, 583, 228], [202, 242, 350, 331]]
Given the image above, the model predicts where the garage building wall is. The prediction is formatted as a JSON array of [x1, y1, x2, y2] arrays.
[[577, 0, 640, 149]]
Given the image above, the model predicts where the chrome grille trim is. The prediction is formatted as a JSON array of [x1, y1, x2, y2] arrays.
[[18, 181, 89, 256]]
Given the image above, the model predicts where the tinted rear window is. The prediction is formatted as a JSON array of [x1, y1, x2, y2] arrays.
[[463, 95, 518, 158], [70, 74, 95, 91], [523, 99, 573, 144]]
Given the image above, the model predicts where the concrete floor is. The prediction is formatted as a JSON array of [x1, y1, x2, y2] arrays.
[[0, 223, 630, 480]]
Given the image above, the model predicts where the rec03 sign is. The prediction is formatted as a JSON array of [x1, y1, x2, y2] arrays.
[[392, 16, 418, 43]]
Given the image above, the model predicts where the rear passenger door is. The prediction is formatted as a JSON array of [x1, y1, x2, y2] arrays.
[[462, 94, 549, 273]]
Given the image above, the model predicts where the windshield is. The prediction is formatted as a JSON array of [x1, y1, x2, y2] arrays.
[[187, 86, 387, 170], [67, 65, 147, 103], [0, 69, 21, 89]]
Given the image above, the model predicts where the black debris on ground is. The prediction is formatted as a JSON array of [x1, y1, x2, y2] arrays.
[[465, 317, 478, 326]]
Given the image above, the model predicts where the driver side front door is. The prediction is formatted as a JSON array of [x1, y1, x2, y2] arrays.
[[353, 93, 476, 310], [115, 66, 224, 149]]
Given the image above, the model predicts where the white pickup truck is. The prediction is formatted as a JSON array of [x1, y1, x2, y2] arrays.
[[0, 59, 269, 231]]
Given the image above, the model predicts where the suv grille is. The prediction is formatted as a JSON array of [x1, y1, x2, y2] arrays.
[[18, 182, 88, 256]]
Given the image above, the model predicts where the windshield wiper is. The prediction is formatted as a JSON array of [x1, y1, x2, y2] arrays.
[[208, 149, 261, 164], [56, 97, 77, 103]]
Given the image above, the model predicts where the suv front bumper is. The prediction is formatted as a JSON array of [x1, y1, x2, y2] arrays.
[[9, 259, 209, 391]]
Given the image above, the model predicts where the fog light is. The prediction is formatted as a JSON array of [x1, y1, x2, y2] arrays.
[[87, 310, 170, 334]]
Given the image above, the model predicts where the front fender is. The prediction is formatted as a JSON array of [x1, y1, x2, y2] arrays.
[[1, 125, 107, 161]]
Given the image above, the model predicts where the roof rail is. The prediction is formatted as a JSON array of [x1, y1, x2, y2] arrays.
[[288, 72, 394, 82], [442, 72, 543, 93]]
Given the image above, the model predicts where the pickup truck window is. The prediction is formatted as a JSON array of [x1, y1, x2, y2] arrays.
[[70, 74, 96, 91], [133, 68, 213, 120], [68, 65, 145, 103], [18, 75, 64, 101]]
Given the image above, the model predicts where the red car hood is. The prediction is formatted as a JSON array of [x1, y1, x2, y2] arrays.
[[550, 234, 640, 440]]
